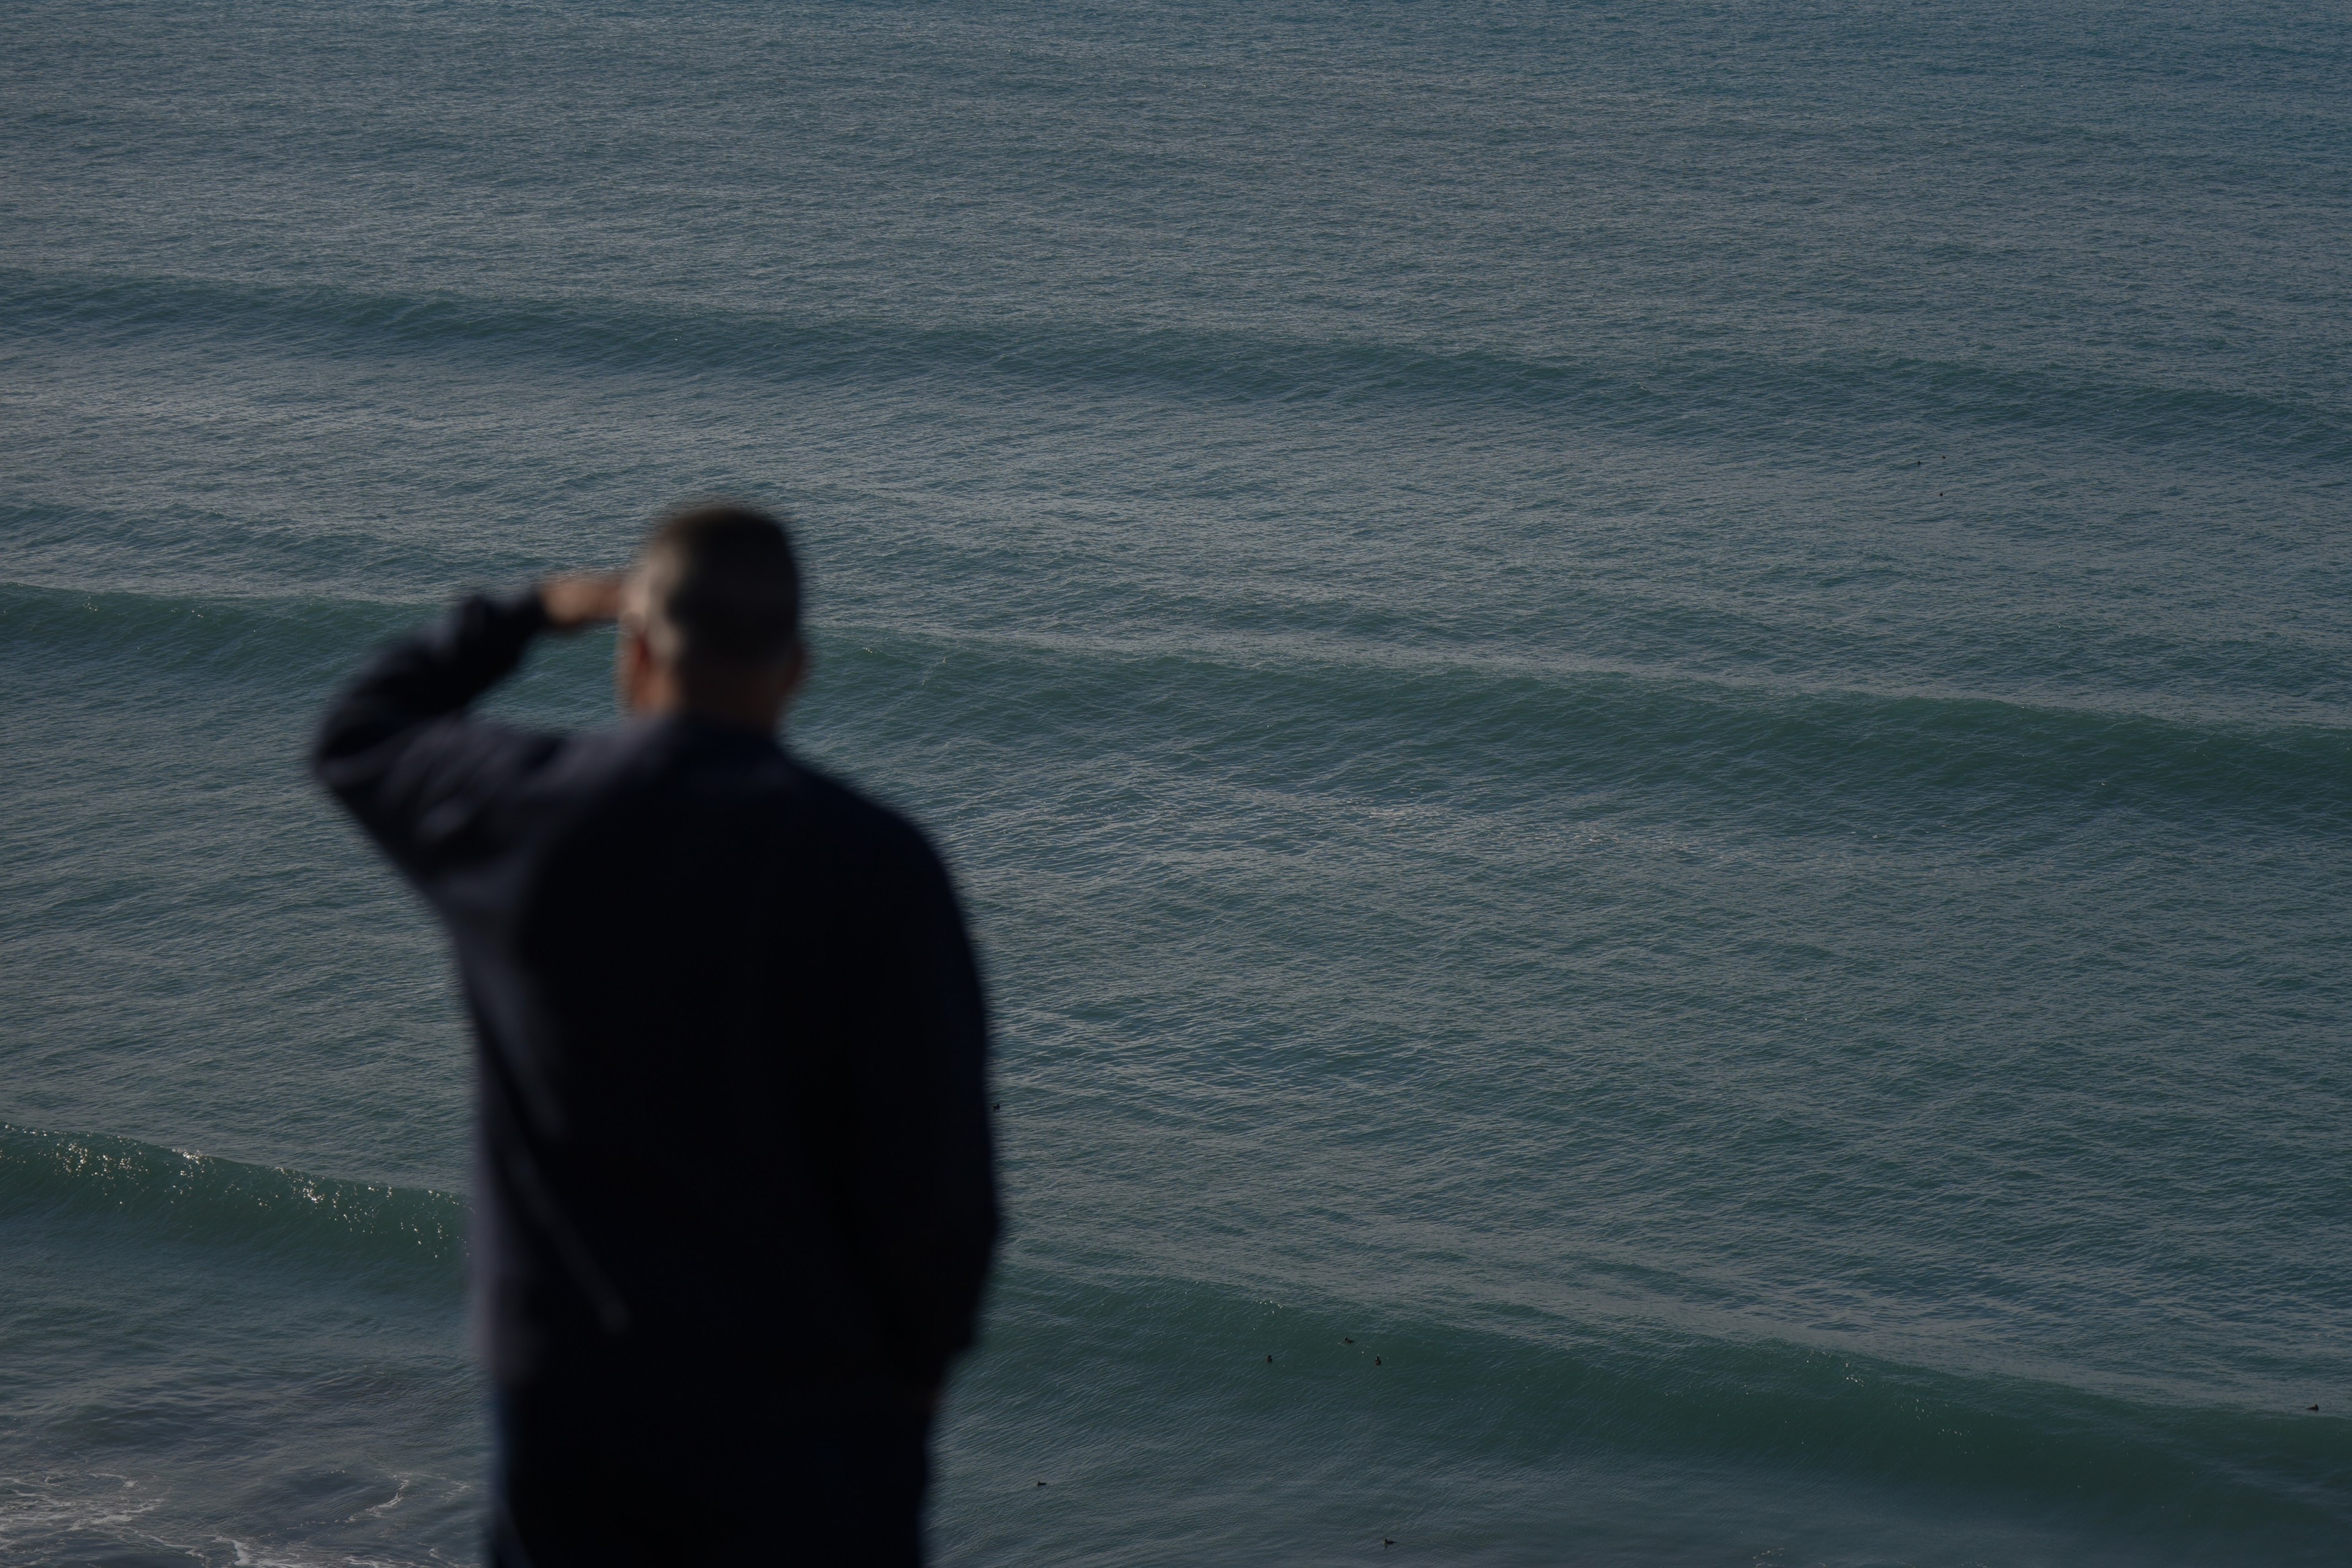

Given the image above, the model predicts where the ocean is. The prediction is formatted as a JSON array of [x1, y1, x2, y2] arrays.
[[3, 1, 2347, 1562]]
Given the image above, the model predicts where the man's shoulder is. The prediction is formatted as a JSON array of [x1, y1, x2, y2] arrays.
[[603, 731, 943, 867], [516, 722, 662, 804], [567, 726, 956, 888], [780, 759, 949, 879]]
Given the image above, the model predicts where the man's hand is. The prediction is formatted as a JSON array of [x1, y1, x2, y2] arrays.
[[538, 573, 627, 632]]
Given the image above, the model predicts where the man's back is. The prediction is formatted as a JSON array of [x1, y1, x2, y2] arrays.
[[313, 538, 996, 1564]]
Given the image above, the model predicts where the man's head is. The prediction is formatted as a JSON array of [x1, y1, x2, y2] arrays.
[[617, 503, 807, 731]]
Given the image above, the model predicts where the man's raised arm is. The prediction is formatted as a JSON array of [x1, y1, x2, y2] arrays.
[[311, 575, 620, 881]]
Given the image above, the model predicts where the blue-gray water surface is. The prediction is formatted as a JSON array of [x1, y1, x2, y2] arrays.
[[4, 1, 2348, 1562]]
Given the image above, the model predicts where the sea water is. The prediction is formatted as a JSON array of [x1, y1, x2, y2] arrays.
[[3, 2, 2347, 1562]]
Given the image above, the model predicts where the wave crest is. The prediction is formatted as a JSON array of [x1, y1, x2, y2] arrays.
[[8, 266, 2347, 464], [0, 1124, 462, 1281]]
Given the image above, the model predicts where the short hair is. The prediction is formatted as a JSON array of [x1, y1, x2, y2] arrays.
[[638, 503, 802, 668]]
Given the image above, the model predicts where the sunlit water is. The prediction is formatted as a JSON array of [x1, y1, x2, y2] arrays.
[[4, 2, 2348, 1562]]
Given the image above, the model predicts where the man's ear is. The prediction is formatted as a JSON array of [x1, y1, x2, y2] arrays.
[[615, 623, 658, 713]]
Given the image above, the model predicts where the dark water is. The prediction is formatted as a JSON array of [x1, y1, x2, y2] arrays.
[[4, 2, 2348, 1561]]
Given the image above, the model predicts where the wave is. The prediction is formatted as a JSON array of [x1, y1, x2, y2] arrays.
[[973, 1268, 2352, 1539], [0, 1124, 462, 1284], [11, 578, 2350, 831], [1, 1120, 2337, 1540], [821, 620, 2352, 832], [2, 576, 425, 693], [6, 266, 2347, 465]]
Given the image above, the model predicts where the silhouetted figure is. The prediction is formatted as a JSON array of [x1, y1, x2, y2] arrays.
[[314, 505, 997, 1566]]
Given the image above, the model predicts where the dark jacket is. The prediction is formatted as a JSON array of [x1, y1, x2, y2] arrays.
[[312, 592, 997, 1409]]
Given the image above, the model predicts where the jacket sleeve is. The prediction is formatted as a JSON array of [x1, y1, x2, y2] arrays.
[[845, 834, 1001, 1395], [310, 590, 560, 884]]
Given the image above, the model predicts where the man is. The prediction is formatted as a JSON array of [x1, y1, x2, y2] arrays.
[[312, 503, 997, 1565]]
